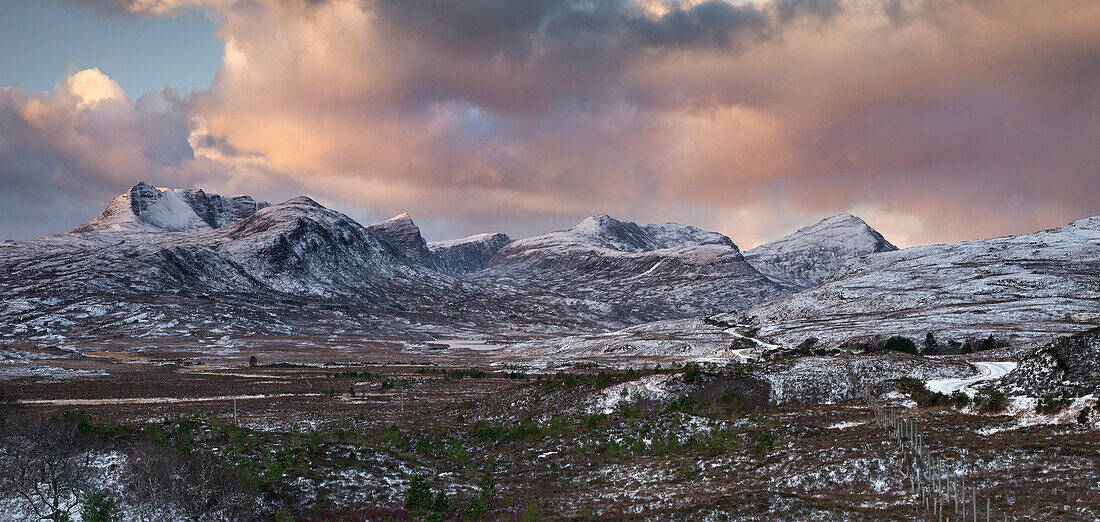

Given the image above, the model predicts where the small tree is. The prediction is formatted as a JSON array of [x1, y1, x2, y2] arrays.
[[923, 333, 939, 355], [479, 467, 496, 503], [1077, 407, 1091, 426], [464, 496, 486, 519], [0, 418, 96, 520], [405, 472, 432, 513], [753, 431, 773, 458], [432, 488, 449, 513]]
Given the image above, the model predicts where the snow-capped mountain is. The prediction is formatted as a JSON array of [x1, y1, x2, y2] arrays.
[[723, 216, 1100, 346], [72, 181, 267, 233], [8, 188, 438, 300], [474, 214, 787, 320], [429, 232, 512, 276], [743, 214, 897, 289]]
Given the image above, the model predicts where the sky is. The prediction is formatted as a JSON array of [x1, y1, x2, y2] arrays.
[[0, 0, 1097, 248]]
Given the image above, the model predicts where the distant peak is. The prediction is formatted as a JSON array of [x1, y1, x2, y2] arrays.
[[281, 196, 324, 208], [575, 214, 622, 231], [389, 212, 414, 222]]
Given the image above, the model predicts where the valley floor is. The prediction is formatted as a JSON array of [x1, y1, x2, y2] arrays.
[[1, 339, 1098, 521]]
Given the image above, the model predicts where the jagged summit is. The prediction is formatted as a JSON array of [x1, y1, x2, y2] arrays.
[[367, 213, 436, 267], [72, 182, 268, 233], [743, 213, 897, 289]]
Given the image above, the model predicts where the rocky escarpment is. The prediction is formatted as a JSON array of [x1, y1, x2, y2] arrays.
[[429, 233, 512, 276], [367, 213, 440, 268]]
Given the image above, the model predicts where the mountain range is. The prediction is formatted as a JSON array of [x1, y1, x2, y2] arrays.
[[2, 182, 1096, 349]]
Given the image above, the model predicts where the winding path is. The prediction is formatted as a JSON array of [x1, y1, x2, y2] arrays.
[[925, 361, 1017, 396]]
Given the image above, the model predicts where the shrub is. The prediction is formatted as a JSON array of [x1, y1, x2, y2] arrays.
[[1077, 407, 1091, 425], [977, 335, 1008, 352], [884, 336, 918, 354], [950, 391, 970, 408], [521, 501, 544, 521], [754, 432, 773, 458], [682, 362, 701, 383], [923, 333, 939, 355], [79, 490, 116, 522], [975, 389, 1007, 413], [897, 377, 951, 408], [1036, 395, 1071, 415]]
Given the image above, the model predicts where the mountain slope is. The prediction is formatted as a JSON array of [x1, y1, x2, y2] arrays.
[[723, 216, 1100, 346], [474, 214, 786, 320], [429, 232, 512, 276], [743, 214, 896, 289]]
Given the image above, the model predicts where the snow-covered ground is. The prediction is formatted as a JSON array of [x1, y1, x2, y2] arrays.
[[589, 373, 679, 414]]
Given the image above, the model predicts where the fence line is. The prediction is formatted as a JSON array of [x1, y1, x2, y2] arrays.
[[862, 386, 1012, 521]]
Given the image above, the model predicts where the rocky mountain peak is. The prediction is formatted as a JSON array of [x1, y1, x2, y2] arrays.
[[367, 213, 435, 266], [281, 196, 324, 208], [72, 182, 268, 234]]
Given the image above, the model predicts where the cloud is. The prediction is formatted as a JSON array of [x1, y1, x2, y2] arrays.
[[6, 0, 1100, 247], [0, 68, 252, 238]]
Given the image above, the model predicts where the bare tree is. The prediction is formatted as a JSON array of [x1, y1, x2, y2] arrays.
[[122, 443, 257, 521], [0, 418, 97, 520]]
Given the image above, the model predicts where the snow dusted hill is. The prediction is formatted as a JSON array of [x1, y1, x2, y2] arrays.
[[429, 232, 512, 276], [474, 214, 787, 320], [743, 214, 897, 289], [72, 181, 267, 233], [723, 216, 1100, 347], [1002, 327, 1100, 397]]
